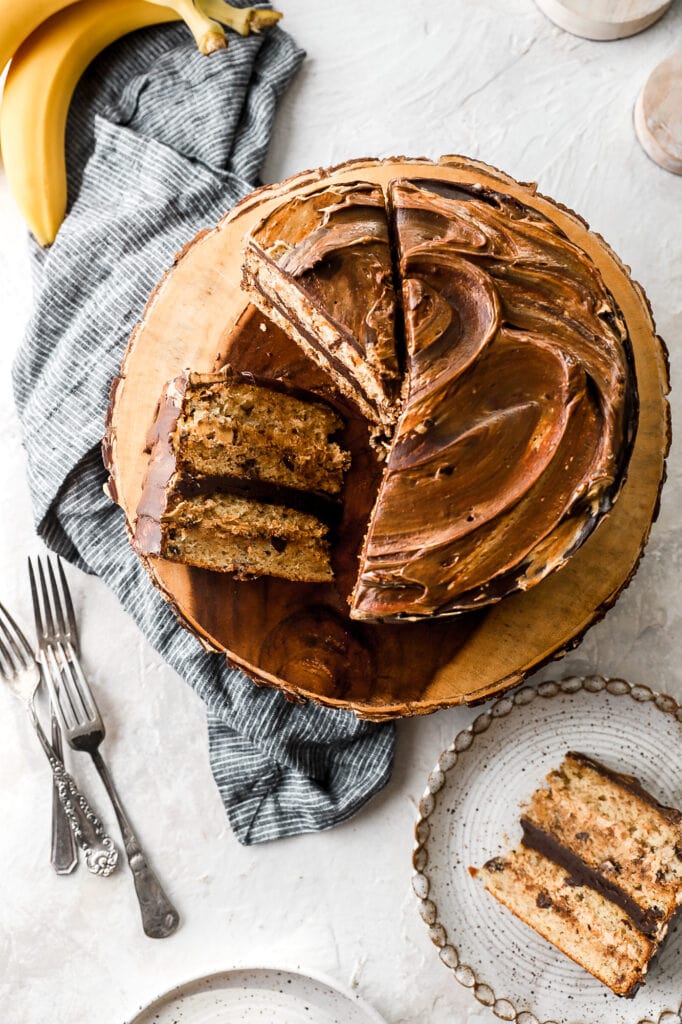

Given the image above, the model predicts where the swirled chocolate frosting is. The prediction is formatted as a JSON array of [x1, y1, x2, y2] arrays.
[[350, 179, 638, 620], [243, 181, 400, 432]]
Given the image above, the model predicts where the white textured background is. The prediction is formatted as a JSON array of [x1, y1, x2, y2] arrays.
[[0, 2, 681, 1022]]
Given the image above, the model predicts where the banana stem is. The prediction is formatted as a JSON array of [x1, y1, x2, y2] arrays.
[[200, 0, 283, 36], [146, 0, 227, 54]]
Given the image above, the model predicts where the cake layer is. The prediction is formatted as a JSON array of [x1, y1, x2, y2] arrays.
[[160, 493, 332, 582], [243, 180, 401, 436], [476, 845, 655, 998], [134, 367, 349, 584], [350, 177, 638, 620], [175, 370, 348, 494], [522, 751, 682, 937]]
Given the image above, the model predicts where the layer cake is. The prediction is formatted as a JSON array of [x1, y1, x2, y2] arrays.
[[134, 367, 350, 582], [240, 174, 638, 618], [134, 171, 639, 613], [473, 751, 682, 997]]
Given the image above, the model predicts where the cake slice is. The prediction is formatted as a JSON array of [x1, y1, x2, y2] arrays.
[[521, 751, 682, 940], [477, 845, 655, 998], [472, 752, 682, 997], [134, 367, 350, 582], [242, 181, 401, 437]]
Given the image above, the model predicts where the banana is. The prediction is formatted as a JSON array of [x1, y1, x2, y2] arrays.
[[1, 0, 183, 246], [0, 0, 93, 78], [200, 0, 282, 35], [0, 0, 227, 75], [0, 0, 284, 245], [145, 0, 226, 53]]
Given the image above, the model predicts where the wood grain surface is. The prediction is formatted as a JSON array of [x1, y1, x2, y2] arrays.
[[105, 156, 670, 720]]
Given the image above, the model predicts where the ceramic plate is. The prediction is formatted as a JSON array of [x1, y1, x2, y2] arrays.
[[127, 967, 387, 1024], [413, 676, 682, 1024]]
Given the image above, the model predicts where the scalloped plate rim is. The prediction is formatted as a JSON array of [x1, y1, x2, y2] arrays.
[[412, 674, 682, 1024]]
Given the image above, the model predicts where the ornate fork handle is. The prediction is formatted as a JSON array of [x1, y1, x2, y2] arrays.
[[91, 750, 179, 938], [32, 713, 118, 877]]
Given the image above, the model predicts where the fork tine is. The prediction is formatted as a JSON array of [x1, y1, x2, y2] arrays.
[[57, 558, 79, 654], [42, 647, 75, 731], [47, 559, 68, 638], [37, 558, 57, 640], [28, 558, 45, 642], [61, 648, 96, 722], [0, 601, 33, 671], [66, 647, 98, 720], [0, 620, 20, 675], [0, 625, 15, 676]]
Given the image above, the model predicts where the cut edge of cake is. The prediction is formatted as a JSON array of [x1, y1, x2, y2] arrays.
[[241, 179, 402, 444], [472, 845, 655, 998], [134, 366, 350, 584]]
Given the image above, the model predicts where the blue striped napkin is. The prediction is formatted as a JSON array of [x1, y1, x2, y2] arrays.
[[12, 14, 394, 844]]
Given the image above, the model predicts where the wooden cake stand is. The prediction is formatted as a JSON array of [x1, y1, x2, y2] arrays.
[[105, 156, 670, 720]]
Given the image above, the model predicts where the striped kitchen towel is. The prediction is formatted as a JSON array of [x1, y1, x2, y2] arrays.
[[12, 13, 394, 845]]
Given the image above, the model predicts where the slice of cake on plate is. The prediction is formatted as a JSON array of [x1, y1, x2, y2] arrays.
[[134, 367, 350, 582], [242, 180, 401, 440], [472, 751, 682, 997]]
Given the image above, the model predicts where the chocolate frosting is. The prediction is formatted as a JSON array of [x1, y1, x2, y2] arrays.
[[134, 372, 187, 555], [250, 182, 401, 404], [351, 178, 638, 619]]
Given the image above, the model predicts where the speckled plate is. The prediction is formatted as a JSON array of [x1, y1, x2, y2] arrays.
[[127, 967, 387, 1024], [413, 676, 682, 1024]]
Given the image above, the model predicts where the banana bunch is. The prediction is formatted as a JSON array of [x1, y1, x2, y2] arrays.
[[0, 0, 282, 246]]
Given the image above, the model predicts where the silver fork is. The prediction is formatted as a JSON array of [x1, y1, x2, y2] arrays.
[[30, 556, 180, 939], [49, 559, 78, 875], [0, 600, 118, 876]]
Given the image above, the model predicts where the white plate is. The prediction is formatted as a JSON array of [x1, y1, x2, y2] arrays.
[[413, 676, 682, 1024], [127, 967, 387, 1024]]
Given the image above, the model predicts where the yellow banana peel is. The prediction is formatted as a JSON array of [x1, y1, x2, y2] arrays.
[[1, 0, 181, 246], [0, 0, 283, 245]]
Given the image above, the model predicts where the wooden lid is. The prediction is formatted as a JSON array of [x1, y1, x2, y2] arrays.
[[635, 51, 682, 175], [534, 0, 673, 40], [105, 156, 670, 720]]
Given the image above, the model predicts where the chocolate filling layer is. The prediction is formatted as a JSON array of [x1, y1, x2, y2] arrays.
[[174, 473, 342, 528], [520, 817, 664, 938]]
